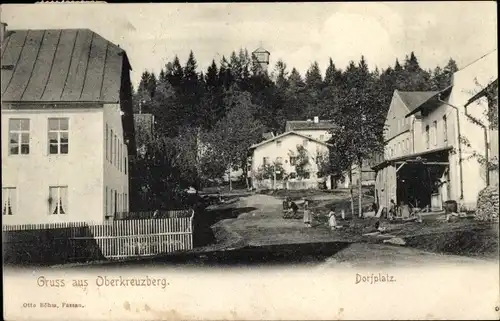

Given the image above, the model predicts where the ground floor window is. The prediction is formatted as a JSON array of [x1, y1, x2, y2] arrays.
[[49, 186, 68, 215], [2, 187, 16, 215]]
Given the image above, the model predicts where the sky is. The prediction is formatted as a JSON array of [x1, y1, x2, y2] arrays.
[[2, 2, 497, 87]]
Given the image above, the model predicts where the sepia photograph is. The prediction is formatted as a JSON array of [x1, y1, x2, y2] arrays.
[[1, 2, 499, 320]]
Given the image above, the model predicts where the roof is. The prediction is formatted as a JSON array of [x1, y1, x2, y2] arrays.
[[285, 120, 337, 131], [405, 86, 453, 118], [397, 90, 440, 112], [1, 28, 131, 103], [371, 146, 453, 171], [252, 47, 270, 54], [465, 78, 498, 107], [262, 132, 275, 140], [249, 131, 332, 150]]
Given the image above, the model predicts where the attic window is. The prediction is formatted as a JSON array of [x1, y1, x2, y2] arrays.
[[276, 140, 282, 147], [1, 65, 14, 70]]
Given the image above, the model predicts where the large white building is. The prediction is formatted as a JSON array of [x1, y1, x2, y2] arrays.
[[1, 26, 136, 224], [374, 50, 498, 211]]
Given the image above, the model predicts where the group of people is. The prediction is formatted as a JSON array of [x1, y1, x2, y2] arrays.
[[283, 197, 314, 227], [283, 197, 345, 230]]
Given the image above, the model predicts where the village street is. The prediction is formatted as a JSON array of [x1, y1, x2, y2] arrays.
[[59, 192, 497, 269], [199, 193, 494, 266]]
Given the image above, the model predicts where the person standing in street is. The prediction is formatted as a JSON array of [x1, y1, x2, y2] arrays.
[[328, 207, 337, 230], [303, 199, 312, 227]]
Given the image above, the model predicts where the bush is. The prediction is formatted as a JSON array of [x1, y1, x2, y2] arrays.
[[475, 184, 499, 221]]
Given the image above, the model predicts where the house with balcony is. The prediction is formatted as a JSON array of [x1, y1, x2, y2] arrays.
[[373, 50, 498, 211], [1, 25, 136, 224]]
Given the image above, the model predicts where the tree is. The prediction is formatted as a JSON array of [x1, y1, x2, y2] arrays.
[[328, 56, 387, 217], [325, 58, 342, 87], [274, 60, 289, 90], [133, 71, 157, 114], [129, 134, 198, 211], [168, 56, 184, 89], [203, 89, 264, 190], [181, 51, 203, 127], [292, 145, 312, 179]]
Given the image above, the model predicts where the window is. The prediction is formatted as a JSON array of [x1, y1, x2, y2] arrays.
[[276, 157, 283, 164], [48, 118, 69, 154], [109, 188, 113, 216], [289, 172, 297, 179], [276, 140, 282, 147], [114, 135, 117, 167], [319, 135, 325, 141], [2, 187, 16, 215], [9, 119, 30, 155], [303, 172, 311, 179], [303, 139, 308, 147], [263, 157, 270, 166], [316, 155, 323, 164], [49, 186, 68, 215], [105, 124, 109, 161], [119, 142, 122, 171], [425, 125, 430, 149], [443, 115, 448, 144], [433, 121, 438, 146], [110, 129, 114, 164], [105, 187, 108, 216], [114, 190, 117, 215], [290, 156, 297, 166], [124, 155, 128, 175], [120, 142, 123, 172]]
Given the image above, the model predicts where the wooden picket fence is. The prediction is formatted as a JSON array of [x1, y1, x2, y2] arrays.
[[114, 209, 193, 220], [2, 210, 195, 264]]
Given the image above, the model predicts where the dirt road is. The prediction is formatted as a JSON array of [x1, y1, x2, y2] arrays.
[[208, 194, 356, 249], [203, 193, 495, 267]]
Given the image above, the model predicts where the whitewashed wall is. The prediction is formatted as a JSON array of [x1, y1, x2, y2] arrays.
[[1, 106, 104, 224]]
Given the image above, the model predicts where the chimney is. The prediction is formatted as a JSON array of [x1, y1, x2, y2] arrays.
[[313, 116, 319, 123], [1, 22, 7, 44]]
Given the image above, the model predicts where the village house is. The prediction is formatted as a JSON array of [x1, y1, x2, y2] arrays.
[[248, 128, 333, 190], [1, 24, 136, 224], [373, 50, 498, 212], [284, 116, 334, 142]]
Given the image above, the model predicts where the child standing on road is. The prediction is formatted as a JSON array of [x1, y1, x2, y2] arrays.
[[328, 208, 337, 230], [303, 199, 312, 227]]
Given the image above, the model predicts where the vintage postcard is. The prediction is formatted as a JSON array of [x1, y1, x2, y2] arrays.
[[1, 2, 499, 320]]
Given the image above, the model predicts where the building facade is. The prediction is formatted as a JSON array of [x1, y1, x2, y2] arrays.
[[249, 131, 331, 190], [1, 28, 135, 224], [374, 50, 498, 211]]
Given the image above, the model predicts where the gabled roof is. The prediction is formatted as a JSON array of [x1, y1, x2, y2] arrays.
[[1, 28, 131, 103], [397, 90, 440, 112], [249, 131, 332, 150], [405, 86, 453, 117], [285, 120, 337, 131], [252, 47, 270, 54]]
